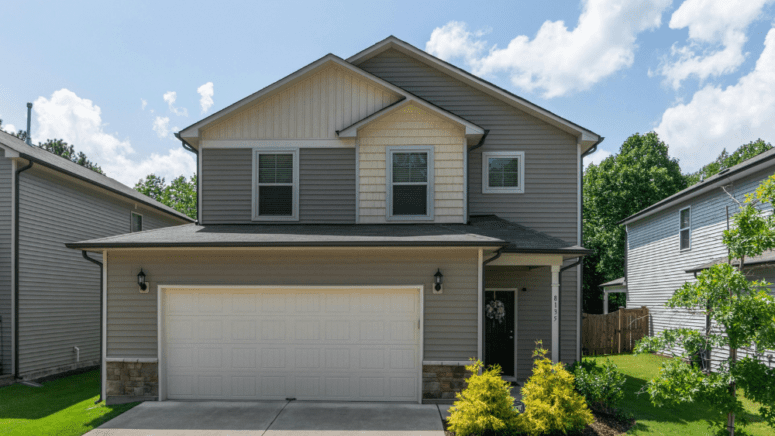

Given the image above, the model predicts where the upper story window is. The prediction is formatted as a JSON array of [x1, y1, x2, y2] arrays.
[[130, 212, 143, 232], [252, 149, 299, 221], [679, 207, 691, 250], [482, 151, 524, 194], [386, 146, 434, 220]]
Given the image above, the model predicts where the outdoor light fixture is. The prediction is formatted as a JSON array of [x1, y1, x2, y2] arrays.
[[433, 269, 444, 294], [137, 269, 148, 293]]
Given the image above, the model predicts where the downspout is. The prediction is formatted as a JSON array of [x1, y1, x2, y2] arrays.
[[13, 160, 33, 379], [81, 251, 103, 404], [175, 133, 199, 223], [481, 246, 504, 365]]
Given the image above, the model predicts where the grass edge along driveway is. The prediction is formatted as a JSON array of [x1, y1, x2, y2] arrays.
[[0, 370, 138, 436], [586, 354, 770, 436]]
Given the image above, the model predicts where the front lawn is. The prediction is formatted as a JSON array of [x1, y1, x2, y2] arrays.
[[0, 370, 138, 436], [585, 354, 770, 436]]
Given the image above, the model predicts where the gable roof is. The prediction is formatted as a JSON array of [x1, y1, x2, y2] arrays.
[[0, 131, 194, 222], [685, 250, 775, 273], [620, 147, 775, 226], [347, 36, 602, 153]]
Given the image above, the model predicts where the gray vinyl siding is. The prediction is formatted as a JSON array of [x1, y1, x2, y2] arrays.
[[0, 150, 11, 374], [358, 49, 581, 361], [627, 167, 775, 368], [201, 148, 356, 224], [486, 266, 577, 380], [106, 249, 479, 361], [16, 166, 184, 375]]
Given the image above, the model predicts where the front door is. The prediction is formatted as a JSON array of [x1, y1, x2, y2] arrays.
[[485, 291, 515, 377]]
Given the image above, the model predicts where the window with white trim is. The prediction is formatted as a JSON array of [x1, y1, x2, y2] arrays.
[[130, 212, 143, 232], [482, 151, 524, 194], [387, 147, 434, 220], [252, 149, 299, 221], [679, 207, 691, 250]]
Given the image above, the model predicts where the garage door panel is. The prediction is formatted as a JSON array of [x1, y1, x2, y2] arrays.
[[163, 287, 420, 401]]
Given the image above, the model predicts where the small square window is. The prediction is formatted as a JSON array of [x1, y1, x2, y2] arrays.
[[130, 212, 142, 232], [483, 151, 524, 193], [679, 207, 691, 250]]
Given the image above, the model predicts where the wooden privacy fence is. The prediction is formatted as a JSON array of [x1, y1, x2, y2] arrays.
[[582, 307, 650, 355]]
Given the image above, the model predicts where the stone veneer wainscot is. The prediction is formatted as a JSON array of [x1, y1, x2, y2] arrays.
[[106, 361, 158, 404]]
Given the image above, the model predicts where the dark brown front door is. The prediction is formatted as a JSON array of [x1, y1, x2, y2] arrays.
[[485, 291, 515, 377]]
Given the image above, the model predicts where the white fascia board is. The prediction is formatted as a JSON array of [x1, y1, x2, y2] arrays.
[[347, 37, 600, 149], [178, 54, 410, 143]]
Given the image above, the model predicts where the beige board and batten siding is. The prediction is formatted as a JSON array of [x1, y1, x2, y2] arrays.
[[16, 165, 183, 375], [357, 49, 581, 360], [106, 249, 479, 362], [0, 150, 11, 374], [201, 63, 402, 141], [627, 167, 775, 369], [201, 148, 356, 224], [358, 104, 466, 224]]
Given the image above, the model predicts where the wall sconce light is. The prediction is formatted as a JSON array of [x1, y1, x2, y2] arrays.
[[138, 269, 148, 293], [521, 287, 527, 292], [433, 269, 444, 294]]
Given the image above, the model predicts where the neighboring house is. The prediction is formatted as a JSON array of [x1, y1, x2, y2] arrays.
[[68, 36, 602, 405], [0, 130, 193, 384], [599, 277, 626, 315], [620, 148, 775, 369]]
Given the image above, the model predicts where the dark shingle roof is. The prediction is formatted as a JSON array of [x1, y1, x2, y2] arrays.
[[0, 130, 193, 222], [685, 250, 775, 273], [67, 215, 593, 254]]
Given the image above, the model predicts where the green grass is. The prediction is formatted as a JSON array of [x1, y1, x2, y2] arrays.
[[0, 370, 138, 436], [585, 354, 771, 436]]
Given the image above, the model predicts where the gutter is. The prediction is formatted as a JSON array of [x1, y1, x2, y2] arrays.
[[13, 161, 33, 379], [175, 132, 199, 224], [81, 251, 103, 404]]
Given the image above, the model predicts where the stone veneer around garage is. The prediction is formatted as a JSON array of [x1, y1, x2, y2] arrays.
[[106, 361, 158, 404], [422, 363, 471, 403]]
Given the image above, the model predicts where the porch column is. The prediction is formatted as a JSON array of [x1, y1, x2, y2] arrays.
[[603, 291, 609, 315], [551, 265, 560, 363]]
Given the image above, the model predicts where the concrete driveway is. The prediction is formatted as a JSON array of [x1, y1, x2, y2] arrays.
[[85, 400, 446, 436]]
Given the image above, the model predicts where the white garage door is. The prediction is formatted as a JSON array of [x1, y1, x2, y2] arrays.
[[162, 287, 421, 402]]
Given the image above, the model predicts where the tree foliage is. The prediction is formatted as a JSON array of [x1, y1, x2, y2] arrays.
[[583, 132, 686, 313], [1, 120, 103, 174], [134, 174, 197, 220], [635, 174, 775, 435], [686, 139, 773, 186]]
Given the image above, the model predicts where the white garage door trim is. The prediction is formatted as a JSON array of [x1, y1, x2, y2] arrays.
[[157, 284, 424, 403]]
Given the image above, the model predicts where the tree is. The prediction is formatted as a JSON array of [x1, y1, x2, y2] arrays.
[[0, 119, 28, 141], [583, 132, 686, 313], [687, 139, 773, 185], [635, 175, 775, 436], [135, 174, 197, 220]]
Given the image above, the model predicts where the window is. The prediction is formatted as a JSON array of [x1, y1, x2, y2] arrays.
[[252, 149, 299, 221], [679, 207, 691, 250], [130, 212, 142, 232], [387, 147, 434, 220], [482, 151, 524, 194]]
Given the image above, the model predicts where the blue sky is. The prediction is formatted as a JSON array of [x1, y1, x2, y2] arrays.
[[1, 0, 774, 185]]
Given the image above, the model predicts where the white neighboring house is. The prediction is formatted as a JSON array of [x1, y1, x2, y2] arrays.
[[619, 148, 775, 369], [599, 277, 626, 315]]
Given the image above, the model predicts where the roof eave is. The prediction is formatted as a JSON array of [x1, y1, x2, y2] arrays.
[[66, 241, 507, 250]]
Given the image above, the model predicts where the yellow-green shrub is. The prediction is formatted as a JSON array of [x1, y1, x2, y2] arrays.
[[514, 342, 594, 435], [447, 360, 519, 435]]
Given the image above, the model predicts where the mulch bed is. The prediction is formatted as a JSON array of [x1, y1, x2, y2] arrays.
[[443, 411, 636, 436]]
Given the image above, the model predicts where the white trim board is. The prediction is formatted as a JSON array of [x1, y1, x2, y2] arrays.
[[201, 139, 355, 149], [385, 146, 435, 221], [481, 151, 525, 194]]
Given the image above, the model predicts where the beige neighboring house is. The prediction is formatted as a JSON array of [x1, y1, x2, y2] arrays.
[[68, 36, 603, 405]]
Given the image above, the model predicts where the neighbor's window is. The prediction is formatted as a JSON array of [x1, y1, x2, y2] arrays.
[[253, 149, 299, 221], [679, 207, 691, 250], [387, 147, 433, 219], [482, 151, 524, 194], [130, 212, 143, 232]]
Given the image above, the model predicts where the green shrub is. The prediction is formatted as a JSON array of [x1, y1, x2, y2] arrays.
[[514, 342, 594, 435], [569, 358, 626, 413], [447, 359, 519, 436]]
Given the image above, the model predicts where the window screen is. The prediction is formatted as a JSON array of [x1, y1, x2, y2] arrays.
[[488, 157, 520, 188], [257, 153, 294, 216], [680, 208, 691, 250], [391, 152, 428, 216]]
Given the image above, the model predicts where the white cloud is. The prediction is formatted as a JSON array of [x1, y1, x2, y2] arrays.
[[425, 0, 671, 98], [163, 91, 188, 117], [141, 98, 147, 110], [197, 82, 214, 114], [657, 0, 775, 89], [655, 27, 775, 172], [34, 89, 195, 185], [153, 116, 170, 138], [1, 122, 17, 134], [584, 149, 613, 169]]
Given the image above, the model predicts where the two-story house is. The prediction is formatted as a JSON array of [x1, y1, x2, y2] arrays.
[[620, 148, 775, 370], [68, 36, 602, 405], [0, 130, 192, 385]]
